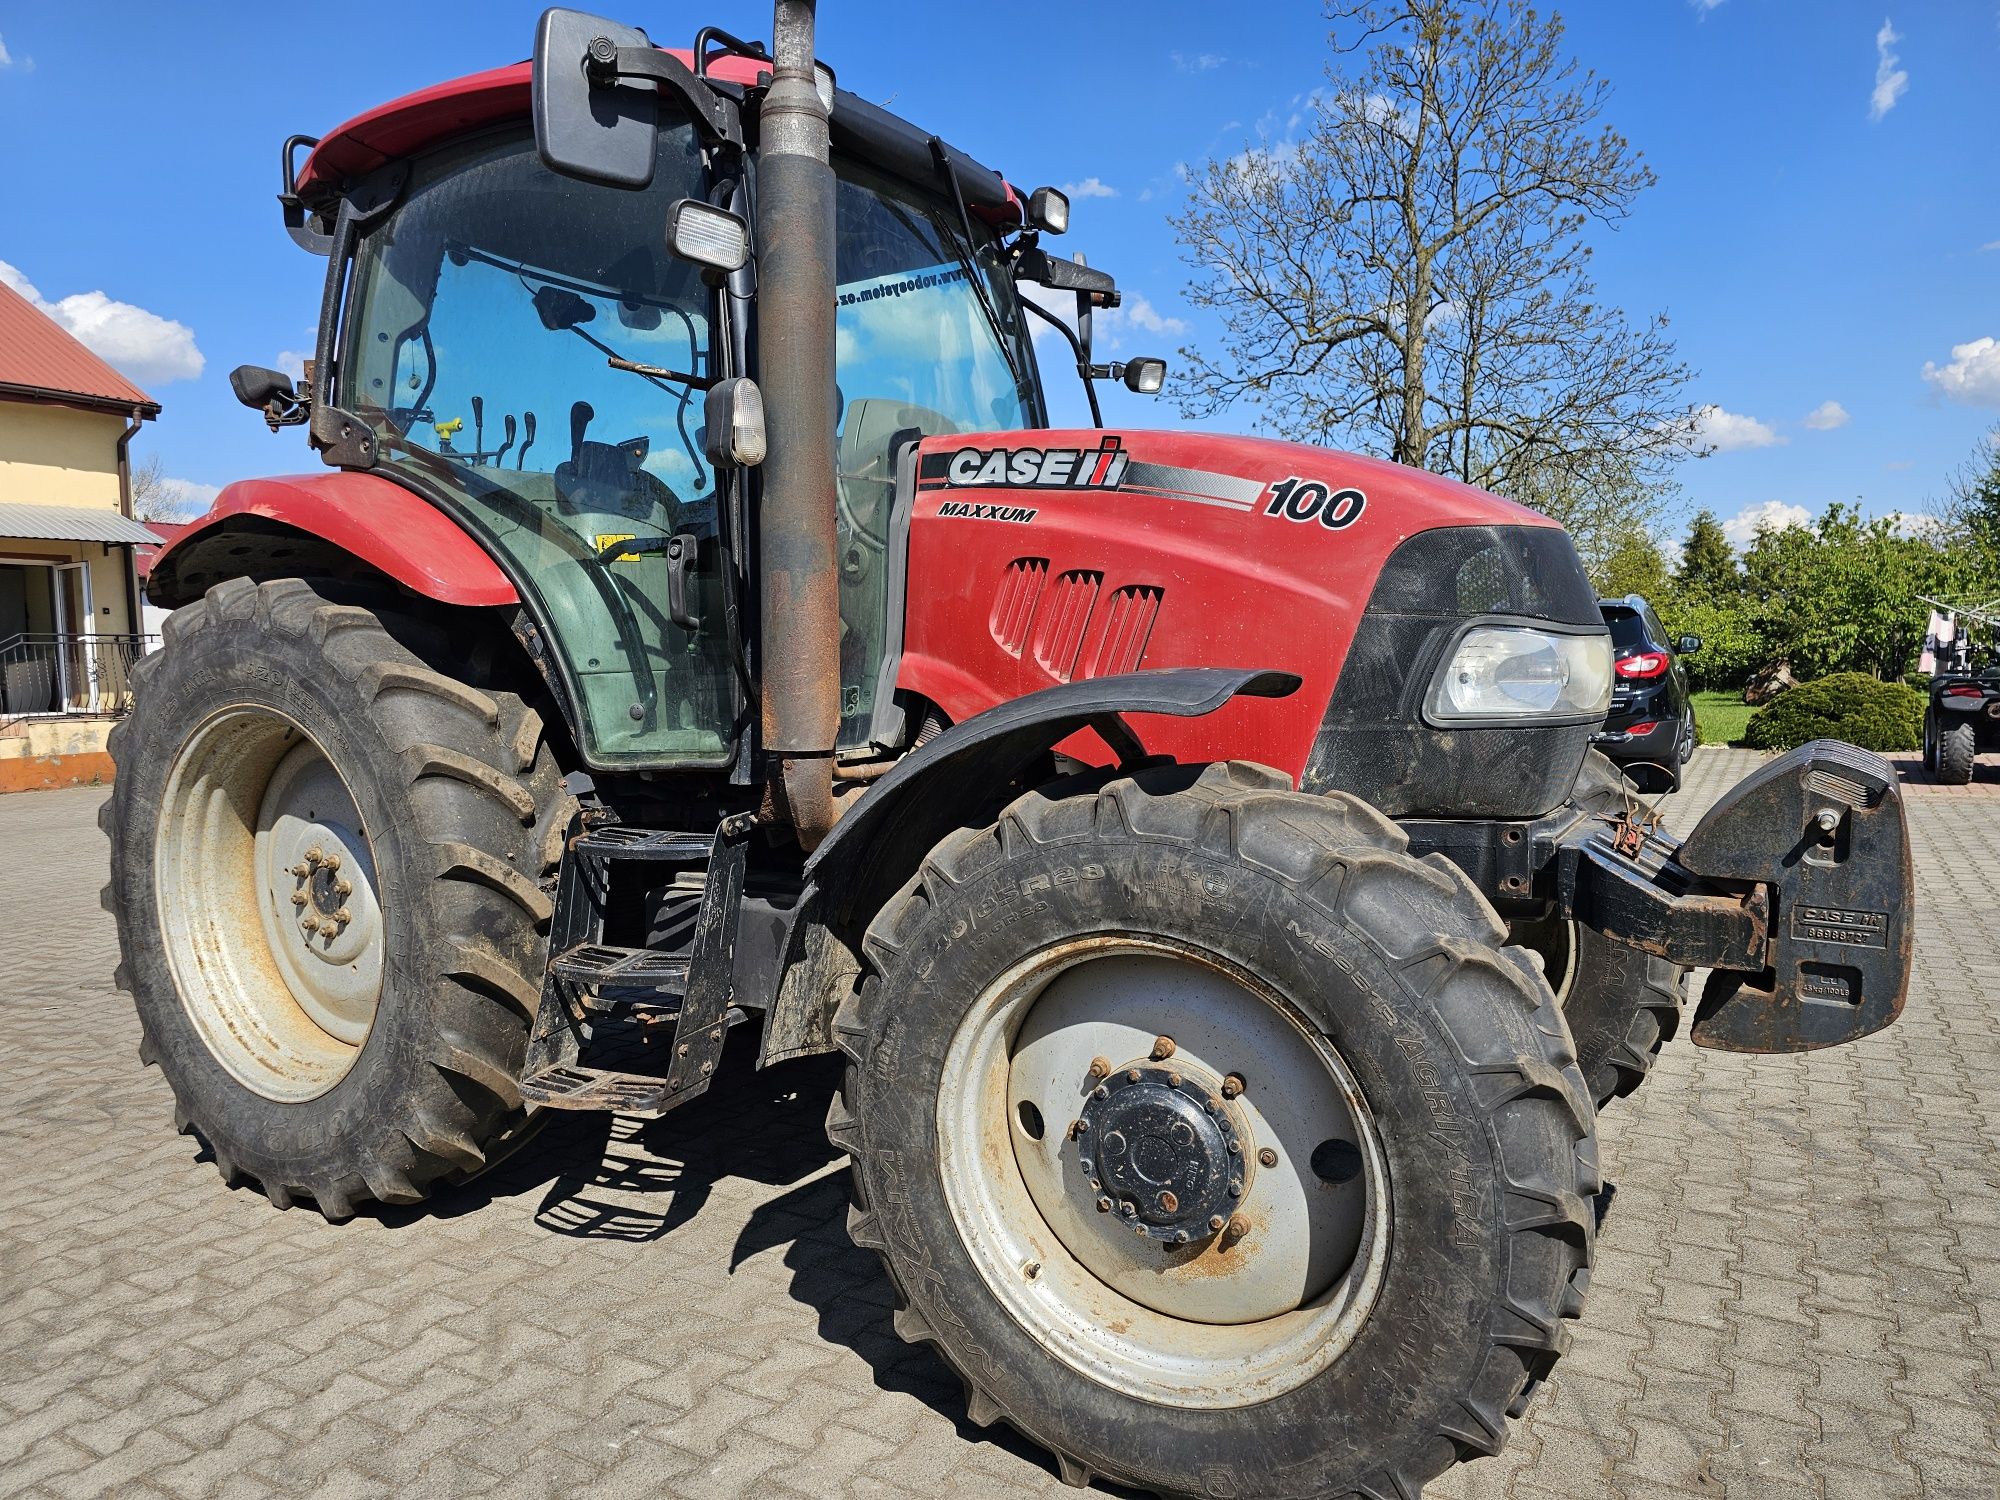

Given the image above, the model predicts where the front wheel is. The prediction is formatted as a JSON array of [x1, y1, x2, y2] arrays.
[[831, 762, 1596, 1497]]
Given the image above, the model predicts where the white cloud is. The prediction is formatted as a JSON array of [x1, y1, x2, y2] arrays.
[[0, 33, 11, 66], [1722, 500, 1813, 548], [1982, 240, 2000, 252], [1118, 294, 1189, 341], [1172, 52, 1226, 72], [276, 349, 312, 381], [146, 478, 221, 522], [1922, 337, 2000, 407], [1890, 511, 1942, 538], [0, 260, 204, 386], [1870, 18, 1908, 121], [1017, 282, 1186, 358], [1691, 403, 1786, 452], [1690, 0, 1726, 11], [1802, 399, 1850, 431], [1061, 177, 1118, 200]]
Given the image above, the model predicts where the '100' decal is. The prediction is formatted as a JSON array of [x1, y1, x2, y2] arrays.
[[1265, 477, 1366, 529]]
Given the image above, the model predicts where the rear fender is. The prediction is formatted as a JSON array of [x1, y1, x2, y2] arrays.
[[146, 473, 518, 609]]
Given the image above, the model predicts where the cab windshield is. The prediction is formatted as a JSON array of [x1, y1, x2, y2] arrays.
[[340, 122, 735, 767], [830, 157, 1039, 745]]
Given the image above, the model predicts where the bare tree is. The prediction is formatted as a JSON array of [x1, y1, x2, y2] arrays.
[[1173, 0, 1695, 521]]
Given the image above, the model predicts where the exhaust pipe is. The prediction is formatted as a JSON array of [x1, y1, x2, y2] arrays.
[[756, 0, 840, 849]]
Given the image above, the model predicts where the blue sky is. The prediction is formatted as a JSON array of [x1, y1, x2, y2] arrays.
[[1, 1, 1994, 546]]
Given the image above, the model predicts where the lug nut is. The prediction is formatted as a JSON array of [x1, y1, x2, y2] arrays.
[[334, 879, 353, 898], [332, 908, 351, 926], [1222, 1072, 1246, 1099], [1069, 1119, 1088, 1140], [1126, 1069, 1142, 1083], [1227, 1140, 1241, 1155], [1259, 1148, 1279, 1168], [322, 852, 341, 872], [1151, 1035, 1176, 1060], [1166, 1072, 1182, 1088], [1158, 1190, 1179, 1214], [1208, 1214, 1227, 1232], [1087, 1056, 1111, 1081], [1227, 1214, 1251, 1239], [1228, 1179, 1243, 1197], [1097, 1196, 1113, 1213], [1120, 1201, 1137, 1218], [305, 847, 324, 866], [289, 862, 311, 879], [290, 891, 308, 907], [1172, 1230, 1189, 1244]]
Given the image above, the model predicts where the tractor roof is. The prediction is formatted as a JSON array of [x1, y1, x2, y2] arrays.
[[295, 50, 1020, 223]]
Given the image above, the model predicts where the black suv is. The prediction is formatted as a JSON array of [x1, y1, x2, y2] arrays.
[[1595, 595, 1700, 791]]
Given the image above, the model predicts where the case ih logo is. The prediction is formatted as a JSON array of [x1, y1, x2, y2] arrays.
[[944, 437, 1130, 490]]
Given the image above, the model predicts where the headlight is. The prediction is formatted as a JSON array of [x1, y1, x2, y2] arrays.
[[1424, 625, 1612, 724]]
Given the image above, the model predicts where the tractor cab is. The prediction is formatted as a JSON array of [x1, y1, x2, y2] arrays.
[[261, 24, 1081, 774]]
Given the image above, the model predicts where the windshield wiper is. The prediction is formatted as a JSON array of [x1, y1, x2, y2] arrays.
[[924, 137, 1033, 413]]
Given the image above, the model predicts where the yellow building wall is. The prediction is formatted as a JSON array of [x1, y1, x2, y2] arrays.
[[0, 402, 128, 511]]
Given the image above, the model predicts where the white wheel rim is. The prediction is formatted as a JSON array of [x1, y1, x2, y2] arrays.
[[155, 707, 384, 1102], [937, 937, 1391, 1408]]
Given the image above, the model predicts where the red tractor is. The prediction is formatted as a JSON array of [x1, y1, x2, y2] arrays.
[[107, 6, 1913, 1494]]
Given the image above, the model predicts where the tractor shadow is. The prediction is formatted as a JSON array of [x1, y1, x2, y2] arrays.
[[374, 1027, 843, 1238]]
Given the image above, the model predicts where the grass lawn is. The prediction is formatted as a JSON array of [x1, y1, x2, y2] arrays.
[[1692, 689, 1755, 747]]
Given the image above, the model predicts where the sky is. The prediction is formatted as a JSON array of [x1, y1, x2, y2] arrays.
[[0, 1, 1994, 547]]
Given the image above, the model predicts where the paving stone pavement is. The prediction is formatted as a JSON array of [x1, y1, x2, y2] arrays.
[[1, 749, 1996, 1500]]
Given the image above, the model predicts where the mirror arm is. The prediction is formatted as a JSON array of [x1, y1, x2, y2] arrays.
[[583, 42, 744, 149], [1019, 296, 1104, 428]]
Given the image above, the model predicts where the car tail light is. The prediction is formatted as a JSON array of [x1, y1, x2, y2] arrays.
[[1615, 652, 1669, 680], [1625, 720, 1660, 736], [1945, 684, 1984, 698]]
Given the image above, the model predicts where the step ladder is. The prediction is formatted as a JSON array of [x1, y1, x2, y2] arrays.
[[518, 819, 748, 1118]]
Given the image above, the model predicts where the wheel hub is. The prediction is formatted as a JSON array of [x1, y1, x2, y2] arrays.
[[1076, 1066, 1244, 1242]]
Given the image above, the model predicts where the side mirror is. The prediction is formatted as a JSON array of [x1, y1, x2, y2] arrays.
[[704, 377, 767, 468], [1026, 185, 1069, 235], [666, 199, 750, 274], [1122, 357, 1167, 395], [533, 8, 658, 188], [230, 365, 295, 409], [1677, 634, 1702, 655]]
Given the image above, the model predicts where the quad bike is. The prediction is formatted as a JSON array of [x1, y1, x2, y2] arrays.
[[105, 7, 1914, 1495]]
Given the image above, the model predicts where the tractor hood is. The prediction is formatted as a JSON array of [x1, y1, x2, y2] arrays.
[[895, 426, 1601, 817]]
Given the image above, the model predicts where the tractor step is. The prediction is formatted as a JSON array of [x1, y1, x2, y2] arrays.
[[550, 942, 692, 991], [519, 816, 749, 1118], [575, 826, 714, 862], [518, 1064, 671, 1116], [519, 1005, 752, 1116]]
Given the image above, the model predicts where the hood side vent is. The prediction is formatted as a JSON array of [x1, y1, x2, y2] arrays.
[[1031, 569, 1104, 683], [1083, 584, 1163, 679], [989, 556, 1050, 659]]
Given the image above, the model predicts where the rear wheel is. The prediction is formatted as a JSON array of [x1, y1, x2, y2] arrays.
[[1512, 750, 1687, 1107], [1936, 720, 1977, 784], [831, 762, 1596, 1497], [103, 577, 572, 1219]]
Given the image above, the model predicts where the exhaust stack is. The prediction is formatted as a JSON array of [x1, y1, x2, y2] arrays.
[[755, 0, 840, 849]]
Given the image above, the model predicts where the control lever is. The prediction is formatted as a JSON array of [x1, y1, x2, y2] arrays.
[[665, 532, 700, 629], [495, 413, 517, 468], [471, 396, 485, 464], [517, 411, 536, 468]]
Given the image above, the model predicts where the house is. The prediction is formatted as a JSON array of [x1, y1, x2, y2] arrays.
[[0, 277, 164, 791]]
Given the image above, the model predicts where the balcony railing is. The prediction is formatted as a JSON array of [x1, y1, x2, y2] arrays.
[[0, 633, 159, 735]]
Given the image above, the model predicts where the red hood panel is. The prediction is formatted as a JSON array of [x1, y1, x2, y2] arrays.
[[897, 428, 1561, 777]]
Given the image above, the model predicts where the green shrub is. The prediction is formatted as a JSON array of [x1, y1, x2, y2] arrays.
[[1743, 673, 1925, 753]]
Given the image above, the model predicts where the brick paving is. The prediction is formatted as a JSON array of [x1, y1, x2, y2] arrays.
[[1, 750, 1996, 1499]]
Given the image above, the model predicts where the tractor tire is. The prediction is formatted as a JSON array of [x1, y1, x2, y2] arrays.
[[1936, 720, 1977, 785], [829, 761, 1597, 1499], [1512, 750, 1687, 1108], [102, 577, 572, 1220]]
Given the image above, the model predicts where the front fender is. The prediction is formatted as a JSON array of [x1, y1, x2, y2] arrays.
[[753, 667, 1300, 1066], [147, 473, 519, 609]]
